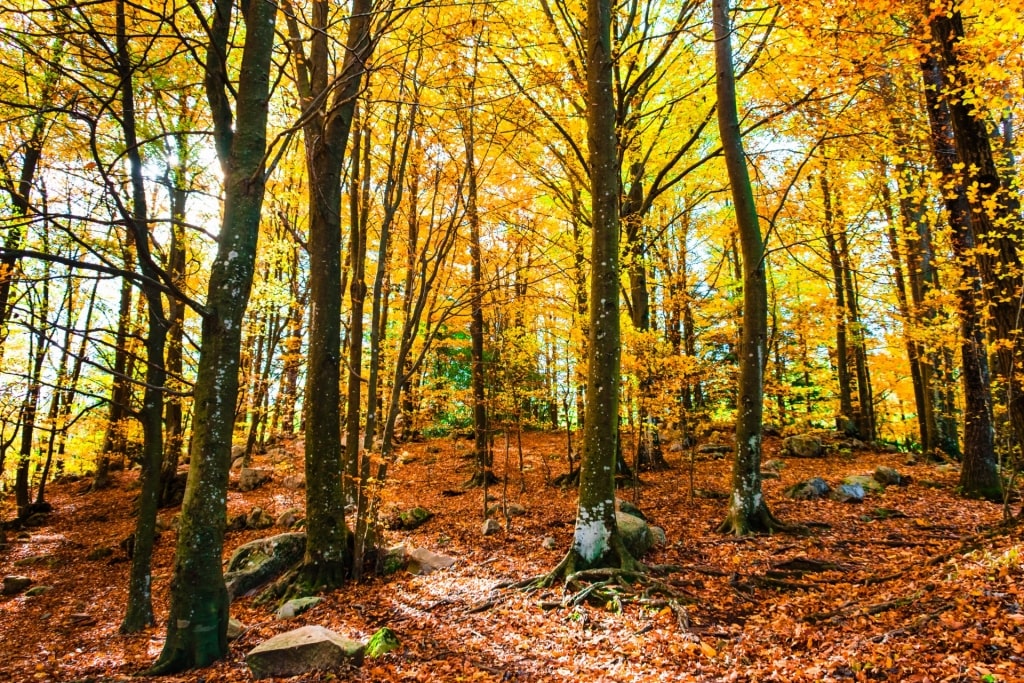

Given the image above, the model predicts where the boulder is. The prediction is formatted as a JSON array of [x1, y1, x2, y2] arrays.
[[874, 466, 907, 487], [506, 503, 527, 517], [697, 444, 731, 457], [541, 536, 558, 551], [276, 596, 322, 620], [406, 547, 456, 575], [2, 575, 32, 595], [239, 468, 272, 491], [615, 498, 647, 521], [761, 471, 780, 480], [481, 519, 501, 536], [650, 525, 667, 547], [224, 532, 306, 601], [381, 545, 408, 575], [24, 585, 52, 597], [282, 474, 306, 490], [228, 617, 246, 640], [616, 511, 654, 558], [276, 508, 301, 528], [841, 474, 885, 495], [783, 434, 824, 458], [783, 477, 831, 500], [247, 507, 274, 530], [246, 625, 364, 680], [365, 627, 400, 658], [397, 507, 433, 530], [763, 459, 786, 472], [831, 483, 865, 503]]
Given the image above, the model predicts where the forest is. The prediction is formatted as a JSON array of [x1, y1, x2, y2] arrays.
[[0, 0, 1023, 679]]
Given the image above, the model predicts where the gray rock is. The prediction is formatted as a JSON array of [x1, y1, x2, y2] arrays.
[[763, 459, 786, 472], [247, 507, 275, 530], [24, 585, 52, 597], [396, 507, 433, 530], [698, 444, 731, 456], [506, 503, 527, 517], [228, 617, 246, 640], [224, 532, 307, 601], [783, 434, 824, 458], [649, 526, 667, 546], [406, 547, 456, 575], [239, 468, 272, 491], [874, 466, 907, 486], [86, 547, 114, 561], [246, 625, 364, 680], [282, 474, 306, 490], [831, 483, 865, 503], [2, 575, 32, 595], [541, 536, 558, 550], [615, 498, 647, 520], [381, 545, 408, 575], [760, 471, 781, 480], [668, 442, 684, 453], [616, 511, 654, 558], [276, 596, 322, 620], [481, 519, 501, 536], [276, 508, 301, 528], [783, 477, 831, 500], [842, 474, 885, 494]]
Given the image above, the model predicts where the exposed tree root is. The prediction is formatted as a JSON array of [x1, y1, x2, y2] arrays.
[[257, 559, 349, 605], [717, 503, 803, 536]]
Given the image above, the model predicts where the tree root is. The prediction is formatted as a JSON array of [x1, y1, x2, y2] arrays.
[[717, 503, 805, 537]]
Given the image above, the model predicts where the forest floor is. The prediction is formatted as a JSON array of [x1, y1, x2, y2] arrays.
[[1, 430, 1022, 682]]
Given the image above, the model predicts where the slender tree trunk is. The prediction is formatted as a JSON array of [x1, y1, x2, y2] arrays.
[[821, 173, 856, 436], [714, 0, 781, 535]]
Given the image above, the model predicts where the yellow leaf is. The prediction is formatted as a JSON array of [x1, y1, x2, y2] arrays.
[[700, 641, 717, 658]]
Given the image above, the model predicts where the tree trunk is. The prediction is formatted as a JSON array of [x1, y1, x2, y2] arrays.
[[149, 0, 278, 670], [821, 174, 855, 436], [714, 0, 780, 535]]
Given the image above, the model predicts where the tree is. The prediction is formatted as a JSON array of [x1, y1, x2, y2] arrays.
[[149, 0, 279, 669], [713, 0, 783, 535]]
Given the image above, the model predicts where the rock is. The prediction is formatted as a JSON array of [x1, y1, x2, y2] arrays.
[[668, 442, 684, 453], [760, 471, 780, 480], [481, 519, 501, 536], [506, 503, 527, 517], [247, 507, 274, 530], [276, 596, 322, 620], [2, 575, 32, 595], [694, 488, 728, 500], [697, 444, 731, 456], [841, 474, 885, 495], [541, 536, 558, 551], [650, 525, 667, 546], [616, 511, 654, 558], [783, 477, 831, 500], [276, 508, 301, 528], [246, 625, 364, 680], [231, 445, 246, 469], [86, 547, 114, 561], [397, 507, 433, 530], [873, 466, 907, 487], [831, 483, 865, 503], [24, 585, 52, 597], [406, 547, 456, 575], [155, 515, 177, 532], [227, 513, 249, 532], [783, 434, 824, 458], [224, 532, 307, 601], [228, 617, 246, 640], [903, 456, 918, 467], [763, 423, 782, 437], [763, 459, 786, 472], [239, 468, 272, 491], [381, 545, 407, 575], [366, 627, 400, 658], [282, 474, 306, 490], [615, 498, 647, 520]]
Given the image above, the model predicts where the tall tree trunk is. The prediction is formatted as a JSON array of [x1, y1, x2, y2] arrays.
[[149, 0, 278, 670], [344, 113, 368, 504], [714, 0, 781, 535], [920, 52, 1000, 499], [821, 173, 855, 436]]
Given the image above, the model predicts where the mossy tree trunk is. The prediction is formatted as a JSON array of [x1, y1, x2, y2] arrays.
[[713, 0, 781, 536], [148, 0, 278, 672]]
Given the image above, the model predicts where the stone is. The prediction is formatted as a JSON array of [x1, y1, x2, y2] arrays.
[[783, 434, 824, 458], [247, 507, 274, 530], [228, 617, 246, 640], [239, 468, 272, 491], [282, 474, 306, 490], [276, 508, 301, 528], [365, 627, 400, 658], [697, 444, 731, 456], [406, 547, 456, 575], [541, 536, 558, 550], [231, 445, 246, 469], [615, 498, 646, 520], [2, 575, 32, 595], [831, 483, 865, 503], [783, 477, 831, 500], [276, 596, 322, 620], [841, 474, 885, 495], [227, 513, 248, 532], [381, 545, 407, 575], [506, 503, 527, 517], [763, 459, 785, 472], [481, 519, 501, 536], [86, 547, 114, 561], [224, 532, 307, 601], [874, 466, 907, 487], [616, 511, 654, 558], [763, 423, 782, 437], [760, 471, 781, 480], [397, 507, 433, 530], [668, 442, 684, 453], [650, 525, 667, 546], [245, 625, 364, 680], [24, 585, 52, 597]]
